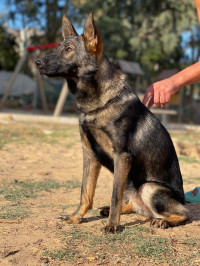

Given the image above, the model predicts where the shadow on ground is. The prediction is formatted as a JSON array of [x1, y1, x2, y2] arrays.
[[186, 202, 200, 221]]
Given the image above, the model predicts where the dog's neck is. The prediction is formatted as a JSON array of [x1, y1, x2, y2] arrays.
[[68, 56, 127, 114]]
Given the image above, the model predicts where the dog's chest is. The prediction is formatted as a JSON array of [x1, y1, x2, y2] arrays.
[[80, 113, 115, 159]]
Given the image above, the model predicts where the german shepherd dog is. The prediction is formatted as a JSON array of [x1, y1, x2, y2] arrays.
[[35, 13, 188, 233]]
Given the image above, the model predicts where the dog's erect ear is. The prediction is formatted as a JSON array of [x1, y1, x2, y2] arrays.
[[62, 15, 78, 40], [83, 13, 103, 58]]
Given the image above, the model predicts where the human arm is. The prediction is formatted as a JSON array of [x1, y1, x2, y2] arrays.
[[142, 61, 200, 108], [194, 0, 200, 22]]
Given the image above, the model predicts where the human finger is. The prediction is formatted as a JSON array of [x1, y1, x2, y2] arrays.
[[165, 93, 172, 104], [147, 95, 154, 107], [142, 85, 154, 105], [153, 90, 160, 108], [160, 91, 166, 105]]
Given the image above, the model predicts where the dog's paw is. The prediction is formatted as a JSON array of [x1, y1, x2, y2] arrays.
[[150, 218, 169, 229], [99, 206, 110, 217], [102, 225, 122, 234], [58, 215, 82, 224]]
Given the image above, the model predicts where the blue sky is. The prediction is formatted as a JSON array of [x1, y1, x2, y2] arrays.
[[0, 0, 83, 34], [0, 0, 26, 29], [0, 0, 47, 29]]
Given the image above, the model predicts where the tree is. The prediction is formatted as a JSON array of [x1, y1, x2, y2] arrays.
[[0, 25, 19, 70], [6, 0, 79, 44], [73, 0, 197, 76]]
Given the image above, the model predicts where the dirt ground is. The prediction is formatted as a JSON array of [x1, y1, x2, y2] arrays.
[[0, 119, 200, 265]]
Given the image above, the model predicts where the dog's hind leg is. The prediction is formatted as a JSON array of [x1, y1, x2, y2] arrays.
[[122, 202, 134, 214], [100, 202, 133, 217], [100, 186, 150, 217], [140, 183, 188, 229], [100, 187, 146, 217], [150, 214, 188, 229]]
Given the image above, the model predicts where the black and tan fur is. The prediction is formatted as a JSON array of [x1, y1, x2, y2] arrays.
[[35, 13, 188, 233]]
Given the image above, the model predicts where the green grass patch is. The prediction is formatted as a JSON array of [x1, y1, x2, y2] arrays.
[[42, 248, 79, 261], [0, 123, 80, 149], [135, 236, 169, 260], [170, 131, 200, 145], [0, 206, 30, 219], [40, 204, 55, 208], [60, 203, 79, 211], [0, 129, 21, 149], [178, 155, 199, 164], [0, 179, 61, 202], [183, 176, 200, 185], [60, 226, 186, 263], [65, 143, 74, 149], [64, 179, 81, 189], [0, 179, 81, 202]]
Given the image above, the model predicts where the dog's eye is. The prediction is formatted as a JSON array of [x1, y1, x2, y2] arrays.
[[65, 47, 73, 52]]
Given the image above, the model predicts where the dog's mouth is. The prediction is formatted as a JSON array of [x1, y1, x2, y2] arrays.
[[37, 68, 46, 74]]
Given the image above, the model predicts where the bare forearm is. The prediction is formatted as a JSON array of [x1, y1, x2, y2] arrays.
[[171, 61, 200, 91]]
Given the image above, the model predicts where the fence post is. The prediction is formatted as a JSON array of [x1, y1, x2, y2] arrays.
[[0, 51, 27, 110], [53, 81, 69, 116]]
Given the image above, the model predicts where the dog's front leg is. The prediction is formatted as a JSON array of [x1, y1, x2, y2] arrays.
[[64, 147, 101, 224], [104, 152, 132, 233]]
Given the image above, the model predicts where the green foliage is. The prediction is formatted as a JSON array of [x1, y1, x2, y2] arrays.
[[73, 0, 197, 75], [0, 26, 19, 70], [6, 0, 79, 44]]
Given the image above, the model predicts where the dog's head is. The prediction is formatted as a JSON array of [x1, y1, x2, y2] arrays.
[[35, 13, 103, 79]]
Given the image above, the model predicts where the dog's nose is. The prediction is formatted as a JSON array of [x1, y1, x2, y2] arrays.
[[35, 59, 43, 67]]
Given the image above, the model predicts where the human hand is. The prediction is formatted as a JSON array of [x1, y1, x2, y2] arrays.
[[142, 78, 180, 108]]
